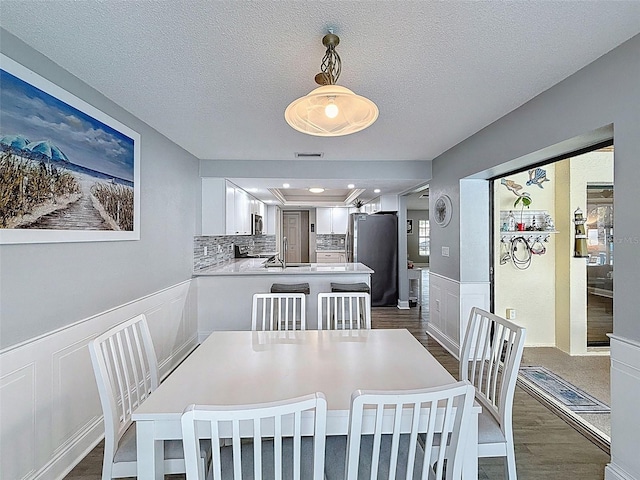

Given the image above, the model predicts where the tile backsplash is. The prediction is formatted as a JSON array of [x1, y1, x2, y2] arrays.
[[194, 235, 277, 271], [316, 234, 346, 250]]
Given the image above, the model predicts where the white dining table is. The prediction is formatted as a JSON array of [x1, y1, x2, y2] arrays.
[[132, 328, 479, 479]]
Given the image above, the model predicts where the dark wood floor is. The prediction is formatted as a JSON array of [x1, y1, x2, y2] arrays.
[[587, 293, 613, 347], [67, 306, 610, 479]]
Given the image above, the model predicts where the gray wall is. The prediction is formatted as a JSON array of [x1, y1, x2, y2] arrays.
[[0, 30, 200, 348], [429, 34, 639, 343], [200, 159, 431, 183], [407, 210, 429, 264]]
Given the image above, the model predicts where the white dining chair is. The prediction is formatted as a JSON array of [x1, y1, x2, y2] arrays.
[[89, 314, 207, 480], [317, 292, 371, 330], [252, 293, 307, 331], [325, 381, 475, 480], [460, 307, 526, 480], [181, 392, 328, 480]]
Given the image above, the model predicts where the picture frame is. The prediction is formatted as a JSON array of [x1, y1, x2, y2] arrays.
[[407, 219, 413, 234], [0, 54, 140, 244]]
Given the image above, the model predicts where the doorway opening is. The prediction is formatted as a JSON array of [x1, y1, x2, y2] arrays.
[[491, 144, 613, 446]]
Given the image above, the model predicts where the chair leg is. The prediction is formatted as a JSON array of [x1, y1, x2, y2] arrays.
[[505, 446, 517, 480]]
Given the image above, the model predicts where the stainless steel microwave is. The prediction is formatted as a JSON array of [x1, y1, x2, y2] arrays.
[[252, 214, 263, 235]]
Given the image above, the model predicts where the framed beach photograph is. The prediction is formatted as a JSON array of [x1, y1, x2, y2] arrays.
[[0, 54, 140, 244]]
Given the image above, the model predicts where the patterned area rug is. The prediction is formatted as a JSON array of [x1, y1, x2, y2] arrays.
[[519, 366, 610, 413]]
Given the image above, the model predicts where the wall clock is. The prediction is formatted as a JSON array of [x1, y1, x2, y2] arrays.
[[434, 194, 452, 227]]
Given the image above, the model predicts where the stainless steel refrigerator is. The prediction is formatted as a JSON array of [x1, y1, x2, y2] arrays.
[[346, 213, 398, 306]]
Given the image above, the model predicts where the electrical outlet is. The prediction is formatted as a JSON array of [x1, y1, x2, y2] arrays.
[[442, 246, 450, 257], [203, 246, 208, 256], [506, 308, 516, 320]]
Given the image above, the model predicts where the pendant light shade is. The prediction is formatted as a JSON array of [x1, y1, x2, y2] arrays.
[[285, 32, 378, 137], [285, 85, 379, 136]]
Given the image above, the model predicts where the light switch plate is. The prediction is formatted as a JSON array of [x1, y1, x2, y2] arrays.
[[442, 246, 450, 257]]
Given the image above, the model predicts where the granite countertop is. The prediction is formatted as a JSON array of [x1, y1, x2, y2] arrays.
[[194, 258, 373, 276], [315, 249, 346, 252]]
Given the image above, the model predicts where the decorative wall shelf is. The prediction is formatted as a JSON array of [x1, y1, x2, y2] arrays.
[[499, 209, 556, 233]]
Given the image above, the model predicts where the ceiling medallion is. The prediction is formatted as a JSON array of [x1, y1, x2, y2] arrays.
[[285, 31, 378, 137]]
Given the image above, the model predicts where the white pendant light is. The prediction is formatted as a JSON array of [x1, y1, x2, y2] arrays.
[[285, 32, 378, 137]]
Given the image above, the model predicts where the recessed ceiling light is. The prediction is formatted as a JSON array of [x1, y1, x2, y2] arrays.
[[309, 187, 325, 194], [374, 188, 381, 193], [282, 183, 290, 188], [347, 184, 355, 189]]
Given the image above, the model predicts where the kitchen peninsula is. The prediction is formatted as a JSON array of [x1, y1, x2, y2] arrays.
[[194, 258, 373, 336]]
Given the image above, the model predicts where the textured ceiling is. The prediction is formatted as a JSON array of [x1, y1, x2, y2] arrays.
[[1, 1, 639, 203]]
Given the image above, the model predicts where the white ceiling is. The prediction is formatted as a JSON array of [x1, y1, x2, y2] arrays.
[[1, 1, 639, 207]]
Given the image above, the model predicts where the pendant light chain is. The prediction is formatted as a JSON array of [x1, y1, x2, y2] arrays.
[[319, 35, 341, 85]]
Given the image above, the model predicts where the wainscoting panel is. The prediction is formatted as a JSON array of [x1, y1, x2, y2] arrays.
[[0, 363, 36, 480], [52, 334, 101, 453], [427, 273, 490, 359], [606, 335, 640, 480], [0, 279, 198, 480]]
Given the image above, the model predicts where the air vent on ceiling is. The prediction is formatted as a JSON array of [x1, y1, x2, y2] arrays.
[[295, 152, 324, 158]]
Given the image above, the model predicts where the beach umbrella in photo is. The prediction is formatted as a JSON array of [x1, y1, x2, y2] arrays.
[[0, 134, 31, 150], [25, 140, 69, 162]]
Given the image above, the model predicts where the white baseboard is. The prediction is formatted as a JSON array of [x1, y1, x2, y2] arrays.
[[397, 300, 410, 310], [0, 279, 198, 480], [426, 324, 460, 360]]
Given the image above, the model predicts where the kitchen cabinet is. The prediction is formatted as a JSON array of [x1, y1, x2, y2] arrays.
[[234, 187, 251, 234], [368, 195, 399, 213], [201, 178, 263, 235], [316, 207, 348, 234], [265, 205, 281, 235], [316, 251, 346, 263]]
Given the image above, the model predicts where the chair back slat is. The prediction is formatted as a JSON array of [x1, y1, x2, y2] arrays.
[[317, 292, 371, 330], [181, 393, 327, 480], [89, 314, 159, 479], [460, 307, 526, 433], [345, 382, 475, 480], [252, 293, 306, 331]]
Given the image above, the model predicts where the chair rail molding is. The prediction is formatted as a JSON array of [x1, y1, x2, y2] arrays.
[[605, 335, 640, 480], [427, 272, 490, 358], [0, 280, 198, 480]]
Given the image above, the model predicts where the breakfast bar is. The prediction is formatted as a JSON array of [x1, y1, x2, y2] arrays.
[[194, 258, 373, 334]]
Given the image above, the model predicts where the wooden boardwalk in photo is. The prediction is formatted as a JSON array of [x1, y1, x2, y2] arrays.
[[19, 181, 110, 231]]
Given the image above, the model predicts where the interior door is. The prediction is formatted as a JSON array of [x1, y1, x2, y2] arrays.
[[283, 212, 301, 263]]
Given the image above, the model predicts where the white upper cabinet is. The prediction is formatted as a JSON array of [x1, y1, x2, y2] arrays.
[[368, 195, 398, 213], [234, 187, 251, 235], [265, 205, 281, 235], [331, 207, 348, 234], [316, 208, 333, 234], [201, 179, 263, 235], [225, 181, 236, 234], [316, 207, 349, 234]]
